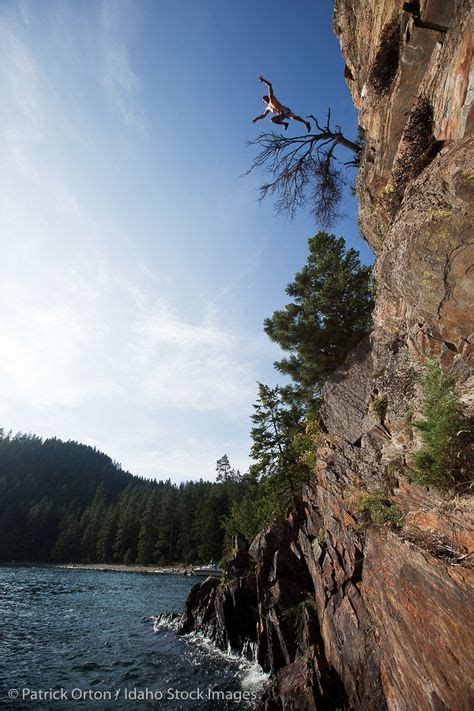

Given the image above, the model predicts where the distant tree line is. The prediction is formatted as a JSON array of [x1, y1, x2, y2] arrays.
[[0, 232, 374, 563], [0, 433, 244, 565]]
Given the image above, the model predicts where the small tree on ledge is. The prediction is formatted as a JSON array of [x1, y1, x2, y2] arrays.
[[246, 109, 362, 227]]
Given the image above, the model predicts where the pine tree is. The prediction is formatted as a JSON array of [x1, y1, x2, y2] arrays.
[[113, 489, 141, 563], [222, 482, 261, 548], [249, 383, 310, 522], [80, 484, 107, 562], [264, 232, 373, 407], [176, 482, 201, 563], [25, 495, 60, 561], [197, 486, 229, 562], [154, 484, 178, 564], [52, 508, 81, 562], [96, 504, 118, 562], [136, 490, 159, 565]]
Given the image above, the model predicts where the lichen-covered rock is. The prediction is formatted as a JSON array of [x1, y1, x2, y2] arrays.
[[267, 1, 473, 706], [362, 531, 474, 709], [175, 2, 473, 708], [295, 431, 474, 710], [335, 0, 473, 253], [374, 137, 474, 380], [282, 2, 474, 707], [320, 336, 373, 445]]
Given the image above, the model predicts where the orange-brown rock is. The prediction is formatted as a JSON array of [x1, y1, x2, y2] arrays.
[[278, 1, 474, 708], [335, 0, 473, 251], [176, 2, 473, 709], [270, 1, 474, 706]]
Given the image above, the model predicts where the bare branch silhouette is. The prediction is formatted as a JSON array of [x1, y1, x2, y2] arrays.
[[245, 110, 362, 227]]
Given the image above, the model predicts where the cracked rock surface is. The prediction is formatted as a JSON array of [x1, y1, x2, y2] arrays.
[[176, 2, 473, 708]]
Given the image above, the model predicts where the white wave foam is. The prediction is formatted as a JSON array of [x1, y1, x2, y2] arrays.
[[180, 630, 269, 692], [150, 614, 180, 633], [149, 616, 269, 695], [240, 661, 269, 691]]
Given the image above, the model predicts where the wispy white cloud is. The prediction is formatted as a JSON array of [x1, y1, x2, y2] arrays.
[[115, 434, 251, 482], [0, 13, 87, 224], [0, 24, 43, 159], [0, 257, 259, 412], [100, 0, 144, 128], [0, 1, 273, 480], [0, 261, 261, 478], [133, 301, 256, 411]]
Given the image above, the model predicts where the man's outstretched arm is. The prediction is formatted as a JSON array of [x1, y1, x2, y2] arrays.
[[252, 109, 270, 124], [259, 76, 274, 97]]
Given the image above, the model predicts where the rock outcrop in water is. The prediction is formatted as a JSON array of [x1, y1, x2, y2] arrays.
[[176, 1, 473, 708]]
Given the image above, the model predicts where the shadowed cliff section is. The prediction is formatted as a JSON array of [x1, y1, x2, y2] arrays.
[[173, 1, 473, 708]]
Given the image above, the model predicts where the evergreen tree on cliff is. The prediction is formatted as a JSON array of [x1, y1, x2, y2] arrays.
[[249, 383, 310, 522], [264, 232, 373, 407]]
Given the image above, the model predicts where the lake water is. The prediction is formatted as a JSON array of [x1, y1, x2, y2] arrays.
[[0, 566, 266, 710]]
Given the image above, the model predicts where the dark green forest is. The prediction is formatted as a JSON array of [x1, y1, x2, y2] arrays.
[[0, 233, 373, 566], [0, 433, 248, 565]]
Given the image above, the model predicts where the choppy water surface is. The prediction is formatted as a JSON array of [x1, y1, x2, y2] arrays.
[[0, 566, 266, 709]]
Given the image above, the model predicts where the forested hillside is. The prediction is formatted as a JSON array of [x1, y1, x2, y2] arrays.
[[176, 3, 473, 707], [0, 232, 378, 567], [0, 431, 243, 565]]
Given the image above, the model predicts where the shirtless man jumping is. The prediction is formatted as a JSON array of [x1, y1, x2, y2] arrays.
[[252, 76, 311, 132]]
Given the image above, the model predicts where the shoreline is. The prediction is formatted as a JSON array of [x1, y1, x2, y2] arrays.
[[1, 562, 194, 575], [58, 563, 193, 575]]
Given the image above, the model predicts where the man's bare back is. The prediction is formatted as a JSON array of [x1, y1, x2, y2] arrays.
[[252, 76, 311, 132]]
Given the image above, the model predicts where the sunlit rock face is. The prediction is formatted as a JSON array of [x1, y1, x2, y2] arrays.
[[334, 0, 473, 388], [179, 3, 473, 708], [287, 1, 474, 708], [335, 0, 472, 246], [270, 1, 473, 706]]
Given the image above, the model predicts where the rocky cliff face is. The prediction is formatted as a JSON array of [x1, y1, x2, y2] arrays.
[[335, 0, 473, 384], [175, 2, 473, 708]]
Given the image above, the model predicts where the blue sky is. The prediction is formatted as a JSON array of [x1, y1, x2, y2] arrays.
[[0, 0, 372, 481]]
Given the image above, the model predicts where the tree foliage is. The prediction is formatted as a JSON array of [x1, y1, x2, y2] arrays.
[[0, 430, 247, 565], [264, 232, 374, 407], [221, 389, 321, 545], [412, 361, 472, 490], [222, 485, 262, 548], [245, 384, 311, 528], [222, 235, 374, 540]]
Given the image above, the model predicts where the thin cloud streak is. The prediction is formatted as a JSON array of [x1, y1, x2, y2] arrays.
[[100, 0, 144, 128], [0, 259, 261, 412], [0, 0, 281, 480]]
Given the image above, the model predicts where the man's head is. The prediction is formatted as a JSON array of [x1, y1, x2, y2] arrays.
[[262, 95, 269, 104]]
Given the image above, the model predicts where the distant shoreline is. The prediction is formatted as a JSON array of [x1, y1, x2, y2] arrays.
[[57, 563, 192, 575], [1, 562, 193, 575]]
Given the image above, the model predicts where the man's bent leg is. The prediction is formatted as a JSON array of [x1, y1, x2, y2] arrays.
[[271, 115, 289, 130], [289, 114, 311, 132]]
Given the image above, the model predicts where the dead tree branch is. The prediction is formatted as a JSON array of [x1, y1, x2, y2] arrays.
[[245, 110, 362, 227]]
